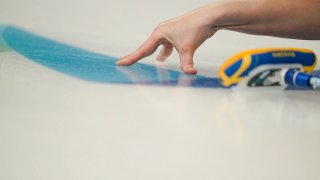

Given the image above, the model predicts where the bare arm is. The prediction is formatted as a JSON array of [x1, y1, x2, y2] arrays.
[[117, 0, 320, 74]]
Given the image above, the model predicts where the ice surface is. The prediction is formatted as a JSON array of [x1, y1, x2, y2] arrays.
[[0, 0, 320, 180]]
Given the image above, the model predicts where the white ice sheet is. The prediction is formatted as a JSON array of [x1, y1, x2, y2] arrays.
[[1, 0, 320, 180]]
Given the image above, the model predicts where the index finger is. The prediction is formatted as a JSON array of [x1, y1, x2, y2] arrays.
[[117, 34, 162, 66]]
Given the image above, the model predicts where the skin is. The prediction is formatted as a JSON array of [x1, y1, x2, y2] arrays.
[[117, 0, 320, 74]]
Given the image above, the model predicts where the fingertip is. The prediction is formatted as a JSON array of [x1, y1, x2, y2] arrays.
[[183, 67, 198, 75], [116, 53, 138, 66], [116, 59, 130, 66], [156, 54, 166, 62], [116, 60, 124, 66]]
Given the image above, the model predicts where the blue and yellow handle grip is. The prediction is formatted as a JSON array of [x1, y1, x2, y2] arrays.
[[218, 48, 317, 87]]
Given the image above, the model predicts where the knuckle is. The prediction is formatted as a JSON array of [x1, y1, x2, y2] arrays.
[[153, 24, 162, 34], [150, 29, 162, 41], [180, 45, 194, 54], [153, 21, 169, 37], [157, 20, 168, 28], [183, 59, 194, 66]]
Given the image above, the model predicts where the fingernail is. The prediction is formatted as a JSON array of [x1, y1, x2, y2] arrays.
[[184, 67, 197, 74], [185, 67, 196, 72], [116, 60, 125, 65]]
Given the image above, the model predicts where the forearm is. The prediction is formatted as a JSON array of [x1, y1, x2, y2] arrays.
[[207, 0, 320, 39]]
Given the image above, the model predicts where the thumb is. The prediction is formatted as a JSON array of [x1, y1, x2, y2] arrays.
[[179, 46, 197, 75]]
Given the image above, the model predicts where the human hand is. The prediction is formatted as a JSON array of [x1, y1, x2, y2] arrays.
[[117, 0, 320, 75], [116, 7, 217, 74]]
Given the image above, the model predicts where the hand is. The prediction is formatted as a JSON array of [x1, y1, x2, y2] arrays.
[[116, 7, 217, 75], [117, 0, 320, 75]]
